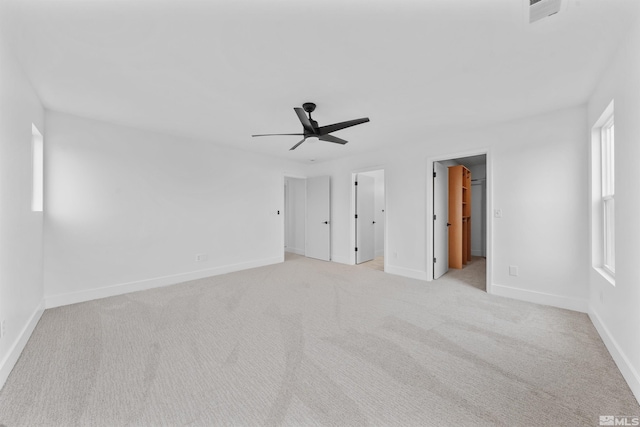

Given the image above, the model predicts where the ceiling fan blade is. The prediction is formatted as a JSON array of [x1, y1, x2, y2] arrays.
[[252, 133, 304, 137], [318, 134, 348, 145], [317, 117, 370, 135], [289, 138, 306, 151], [294, 108, 316, 133]]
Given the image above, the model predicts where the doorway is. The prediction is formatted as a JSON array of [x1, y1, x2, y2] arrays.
[[283, 175, 332, 262], [306, 176, 331, 261], [284, 176, 306, 256], [353, 170, 385, 271], [430, 154, 488, 291]]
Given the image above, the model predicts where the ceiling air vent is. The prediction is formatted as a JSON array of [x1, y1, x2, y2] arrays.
[[529, 0, 562, 23]]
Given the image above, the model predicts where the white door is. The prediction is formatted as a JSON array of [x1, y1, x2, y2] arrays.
[[306, 176, 331, 261], [433, 162, 449, 279], [356, 174, 375, 264]]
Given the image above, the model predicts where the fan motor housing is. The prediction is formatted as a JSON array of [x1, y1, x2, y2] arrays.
[[302, 102, 316, 114]]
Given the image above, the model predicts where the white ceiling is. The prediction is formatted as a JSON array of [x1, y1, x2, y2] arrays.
[[1, 0, 638, 163]]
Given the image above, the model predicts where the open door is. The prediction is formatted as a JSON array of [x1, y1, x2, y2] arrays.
[[306, 176, 331, 261], [433, 162, 449, 279], [356, 174, 375, 264]]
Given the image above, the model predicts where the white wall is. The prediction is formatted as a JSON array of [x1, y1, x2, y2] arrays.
[[587, 17, 640, 403], [0, 36, 45, 387], [468, 163, 486, 180], [308, 106, 589, 312], [43, 111, 304, 307], [468, 163, 486, 257], [437, 159, 460, 168], [470, 181, 486, 257], [284, 177, 305, 255]]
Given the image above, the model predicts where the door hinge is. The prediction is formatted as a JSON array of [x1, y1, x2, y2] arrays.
[[433, 214, 436, 220], [433, 171, 436, 178], [355, 181, 358, 186], [355, 247, 358, 252], [355, 214, 358, 219], [433, 257, 436, 263]]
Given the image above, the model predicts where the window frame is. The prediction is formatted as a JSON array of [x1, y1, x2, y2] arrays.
[[600, 115, 614, 276]]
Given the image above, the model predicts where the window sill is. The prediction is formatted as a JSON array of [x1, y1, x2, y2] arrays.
[[594, 267, 615, 286]]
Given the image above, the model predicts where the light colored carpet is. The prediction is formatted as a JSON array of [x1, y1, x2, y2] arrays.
[[0, 253, 637, 426], [441, 256, 487, 291]]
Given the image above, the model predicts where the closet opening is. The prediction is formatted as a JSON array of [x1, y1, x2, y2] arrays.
[[431, 154, 487, 291]]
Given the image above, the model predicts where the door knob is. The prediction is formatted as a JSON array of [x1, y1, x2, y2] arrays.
[[447, 223, 451, 227], [324, 221, 329, 224], [373, 221, 376, 224]]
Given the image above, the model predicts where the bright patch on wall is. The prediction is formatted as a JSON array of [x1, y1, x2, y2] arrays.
[[31, 124, 43, 212]]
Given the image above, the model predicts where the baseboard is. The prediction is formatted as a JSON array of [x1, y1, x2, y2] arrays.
[[491, 284, 588, 313], [285, 247, 305, 256], [0, 300, 45, 390], [385, 264, 428, 281], [45, 256, 283, 309], [589, 307, 640, 405]]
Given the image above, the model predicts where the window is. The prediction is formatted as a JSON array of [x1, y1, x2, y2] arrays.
[[591, 101, 614, 282], [601, 116, 614, 274], [31, 124, 43, 212]]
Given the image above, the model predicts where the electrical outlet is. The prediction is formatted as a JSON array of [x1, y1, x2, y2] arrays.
[[509, 265, 519, 276], [195, 253, 208, 262], [494, 209, 503, 218]]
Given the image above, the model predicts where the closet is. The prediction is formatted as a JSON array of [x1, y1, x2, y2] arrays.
[[448, 165, 471, 269]]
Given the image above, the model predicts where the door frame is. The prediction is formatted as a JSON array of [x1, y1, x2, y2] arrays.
[[426, 150, 493, 294], [350, 167, 386, 269]]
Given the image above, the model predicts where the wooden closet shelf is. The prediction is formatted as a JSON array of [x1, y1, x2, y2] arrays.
[[448, 165, 472, 269]]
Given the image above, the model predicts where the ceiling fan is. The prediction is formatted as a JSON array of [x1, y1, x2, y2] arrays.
[[252, 102, 370, 151]]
